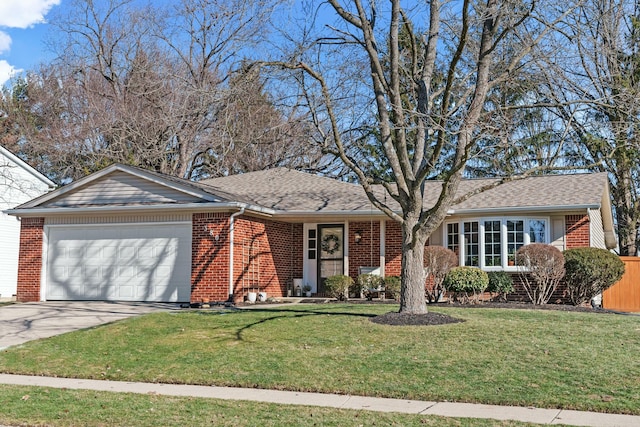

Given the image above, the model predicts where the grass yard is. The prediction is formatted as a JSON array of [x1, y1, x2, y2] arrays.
[[1, 304, 639, 415], [0, 384, 547, 427]]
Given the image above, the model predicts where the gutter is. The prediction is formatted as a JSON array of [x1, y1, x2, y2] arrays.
[[274, 210, 389, 220], [274, 204, 602, 221], [4, 202, 276, 217], [228, 207, 245, 301], [446, 204, 601, 215]]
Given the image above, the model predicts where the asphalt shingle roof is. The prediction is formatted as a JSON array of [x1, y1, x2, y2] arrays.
[[199, 168, 609, 213], [199, 168, 376, 211]]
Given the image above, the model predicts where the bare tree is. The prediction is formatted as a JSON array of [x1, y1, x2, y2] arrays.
[[191, 64, 324, 178], [269, 0, 578, 313], [1, 0, 323, 182], [541, 0, 640, 255]]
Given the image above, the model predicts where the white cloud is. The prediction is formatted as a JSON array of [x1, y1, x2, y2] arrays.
[[0, 60, 23, 87], [0, 31, 10, 54], [0, 0, 61, 29], [0, 0, 59, 86]]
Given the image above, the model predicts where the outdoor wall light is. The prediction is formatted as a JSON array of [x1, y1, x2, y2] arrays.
[[354, 231, 363, 244]]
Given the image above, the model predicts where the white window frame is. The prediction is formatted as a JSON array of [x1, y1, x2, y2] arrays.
[[444, 217, 551, 271]]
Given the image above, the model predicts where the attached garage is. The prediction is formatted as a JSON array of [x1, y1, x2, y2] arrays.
[[45, 223, 192, 302]]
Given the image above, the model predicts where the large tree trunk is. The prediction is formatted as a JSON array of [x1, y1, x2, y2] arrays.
[[614, 183, 638, 256], [611, 158, 638, 256], [399, 221, 428, 314]]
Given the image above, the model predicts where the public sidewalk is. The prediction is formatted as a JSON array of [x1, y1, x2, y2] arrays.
[[1, 374, 638, 426]]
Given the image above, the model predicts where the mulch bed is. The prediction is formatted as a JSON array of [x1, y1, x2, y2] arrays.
[[231, 298, 615, 326], [371, 311, 464, 326], [370, 301, 609, 326]]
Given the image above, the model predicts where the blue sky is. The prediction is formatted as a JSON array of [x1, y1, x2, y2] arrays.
[[0, 0, 62, 86]]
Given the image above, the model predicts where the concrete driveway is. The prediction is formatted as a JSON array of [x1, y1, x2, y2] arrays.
[[0, 301, 179, 350]]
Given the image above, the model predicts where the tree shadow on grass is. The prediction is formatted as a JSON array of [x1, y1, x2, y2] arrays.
[[189, 305, 462, 341], [234, 307, 382, 341]]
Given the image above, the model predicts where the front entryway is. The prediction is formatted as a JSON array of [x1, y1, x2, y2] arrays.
[[317, 224, 344, 294]]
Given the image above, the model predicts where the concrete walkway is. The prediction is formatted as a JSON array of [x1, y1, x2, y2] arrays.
[[0, 374, 638, 427]]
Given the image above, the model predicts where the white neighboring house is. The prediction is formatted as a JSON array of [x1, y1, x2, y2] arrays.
[[0, 145, 55, 299]]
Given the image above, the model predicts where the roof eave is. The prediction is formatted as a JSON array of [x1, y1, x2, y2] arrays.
[[5, 201, 276, 217], [273, 210, 390, 220], [447, 204, 601, 216]]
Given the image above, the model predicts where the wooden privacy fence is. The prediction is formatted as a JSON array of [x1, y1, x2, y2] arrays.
[[603, 256, 640, 312]]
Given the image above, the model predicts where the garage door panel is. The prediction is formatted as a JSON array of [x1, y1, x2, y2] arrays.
[[119, 246, 136, 260], [48, 266, 68, 298], [156, 265, 171, 279], [46, 224, 191, 302], [119, 266, 135, 278]]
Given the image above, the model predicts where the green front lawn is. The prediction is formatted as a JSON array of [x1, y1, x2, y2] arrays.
[[1, 304, 639, 415], [0, 384, 543, 427]]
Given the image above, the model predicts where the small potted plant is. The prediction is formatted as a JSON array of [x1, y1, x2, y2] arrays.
[[302, 284, 312, 297]]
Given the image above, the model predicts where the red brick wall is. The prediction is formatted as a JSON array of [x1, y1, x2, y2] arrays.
[[191, 213, 231, 303], [16, 218, 45, 302], [565, 214, 590, 249], [384, 220, 403, 276], [232, 217, 303, 302], [348, 221, 381, 277]]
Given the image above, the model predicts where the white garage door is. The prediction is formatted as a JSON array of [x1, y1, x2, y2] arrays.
[[46, 223, 191, 302]]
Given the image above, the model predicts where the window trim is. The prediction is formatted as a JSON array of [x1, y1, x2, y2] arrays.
[[444, 216, 550, 271]]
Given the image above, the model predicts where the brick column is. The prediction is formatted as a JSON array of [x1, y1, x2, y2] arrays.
[[16, 218, 45, 302]]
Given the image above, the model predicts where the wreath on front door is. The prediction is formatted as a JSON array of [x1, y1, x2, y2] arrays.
[[321, 233, 341, 255]]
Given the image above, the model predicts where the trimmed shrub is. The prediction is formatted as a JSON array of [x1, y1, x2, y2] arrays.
[[487, 271, 514, 302], [443, 266, 489, 303], [516, 243, 564, 305], [424, 246, 458, 303], [563, 248, 625, 306], [324, 275, 353, 301], [356, 273, 384, 299], [383, 276, 401, 300]]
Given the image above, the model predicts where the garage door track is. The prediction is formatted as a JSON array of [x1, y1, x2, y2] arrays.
[[0, 301, 178, 350]]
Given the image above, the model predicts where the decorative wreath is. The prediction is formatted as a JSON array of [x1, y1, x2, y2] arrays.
[[321, 233, 341, 255]]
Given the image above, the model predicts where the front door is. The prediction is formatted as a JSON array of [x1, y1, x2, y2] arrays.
[[317, 225, 344, 295]]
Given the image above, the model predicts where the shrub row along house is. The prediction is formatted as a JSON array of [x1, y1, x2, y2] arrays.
[[7, 164, 616, 303]]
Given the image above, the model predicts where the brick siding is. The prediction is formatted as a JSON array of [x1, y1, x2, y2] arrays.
[[16, 218, 44, 302], [348, 221, 381, 277], [16, 212, 595, 304], [191, 212, 231, 303], [384, 220, 403, 277], [231, 217, 303, 302], [192, 213, 304, 303], [566, 214, 590, 249]]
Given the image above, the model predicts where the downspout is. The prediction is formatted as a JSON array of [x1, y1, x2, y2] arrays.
[[587, 208, 593, 248], [228, 207, 245, 301]]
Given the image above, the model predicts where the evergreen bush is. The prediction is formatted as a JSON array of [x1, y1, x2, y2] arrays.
[[563, 248, 625, 305], [356, 273, 384, 298], [383, 276, 401, 300], [324, 275, 353, 301], [443, 267, 489, 303], [487, 271, 514, 302]]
